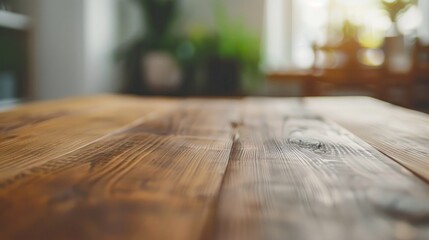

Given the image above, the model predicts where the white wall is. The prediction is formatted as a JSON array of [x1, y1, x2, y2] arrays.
[[33, 0, 86, 99], [32, 0, 120, 100], [84, 0, 120, 94]]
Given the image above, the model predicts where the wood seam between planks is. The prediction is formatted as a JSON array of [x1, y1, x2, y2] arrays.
[[199, 118, 243, 240], [313, 111, 429, 184], [374, 147, 429, 184], [332, 125, 429, 185]]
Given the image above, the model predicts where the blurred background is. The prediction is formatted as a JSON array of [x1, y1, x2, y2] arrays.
[[0, 0, 428, 110]]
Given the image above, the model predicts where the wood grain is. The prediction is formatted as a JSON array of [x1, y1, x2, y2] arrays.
[[0, 95, 178, 180], [0, 98, 239, 240], [306, 97, 429, 182], [1, 95, 429, 240], [214, 98, 429, 240]]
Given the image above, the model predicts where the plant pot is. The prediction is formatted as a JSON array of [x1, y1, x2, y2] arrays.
[[206, 57, 241, 96], [124, 44, 197, 96], [141, 51, 182, 94]]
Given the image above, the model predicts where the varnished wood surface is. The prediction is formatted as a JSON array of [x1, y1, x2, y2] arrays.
[[307, 97, 429, 182], [0, 95, 429, 240]]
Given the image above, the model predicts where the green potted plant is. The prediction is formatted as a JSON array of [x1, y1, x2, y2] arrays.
[[381, 0, 415, 30], [203, 3, 261, 95]]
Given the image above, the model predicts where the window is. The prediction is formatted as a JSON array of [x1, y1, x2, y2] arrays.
[[264, 0, 426, 71]]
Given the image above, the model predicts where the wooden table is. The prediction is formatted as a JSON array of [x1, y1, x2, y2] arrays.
[[267, 68, 417, 107], [1, 95, 429, 240]]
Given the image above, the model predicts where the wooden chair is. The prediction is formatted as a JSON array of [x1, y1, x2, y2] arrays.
[[382, 38, 429, 107], [413, 39, 429, 105], [266, 38, 425, 107], [266, 40, 386, 98], [382, 36, 416, 107], [415, 40, 429, 81], [310, 40, 385, 99]]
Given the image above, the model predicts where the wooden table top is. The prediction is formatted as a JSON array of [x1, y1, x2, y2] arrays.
[[1, 95, 429, 240]]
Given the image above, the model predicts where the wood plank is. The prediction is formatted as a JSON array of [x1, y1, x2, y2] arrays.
[[306, 97, 429, 182], [214, 98, 429, 240], [0, 95, 114, 129], [0, 95, 178, 180], [0, 98, 239, 240], [0, 95, 168, 134]]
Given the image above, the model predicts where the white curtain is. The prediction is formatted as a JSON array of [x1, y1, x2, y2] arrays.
[[419, 0, 429, 43], [263, 0, 328, 71], [263, 0, 293, 71]]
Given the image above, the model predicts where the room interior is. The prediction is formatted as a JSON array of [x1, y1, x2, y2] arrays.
[[0, 0, 428, 109], [2, 1, 429, 239]]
